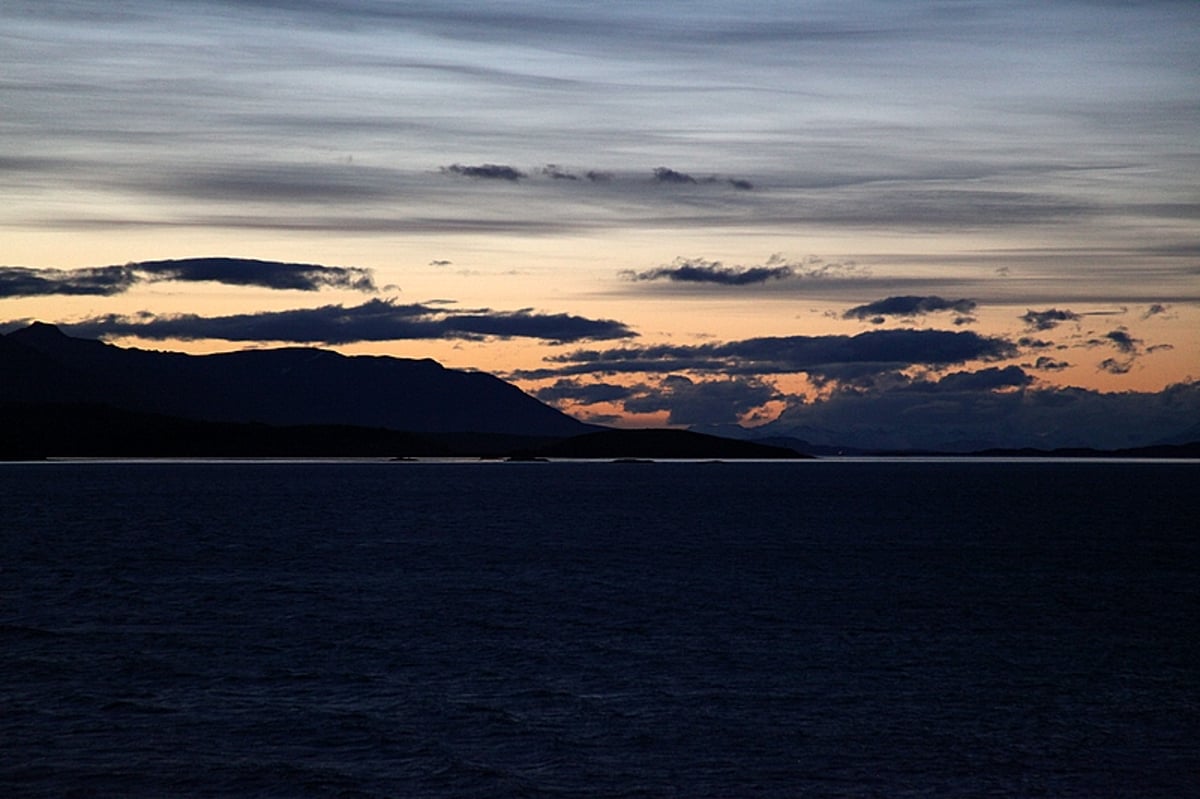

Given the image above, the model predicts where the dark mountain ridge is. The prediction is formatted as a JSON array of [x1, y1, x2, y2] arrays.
[[1, 322, 590, 437]]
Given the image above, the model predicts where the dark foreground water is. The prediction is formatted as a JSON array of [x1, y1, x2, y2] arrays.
[[2, 459, 1198, 797]]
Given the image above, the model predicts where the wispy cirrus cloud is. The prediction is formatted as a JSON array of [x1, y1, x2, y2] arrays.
[[0, 257, 377, 297], [60, 298, 635, 345]]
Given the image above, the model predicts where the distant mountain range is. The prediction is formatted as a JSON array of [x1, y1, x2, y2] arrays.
[[1, 322, 588, 437], [2, 324, 1194, 459], [0, 323, 802, 460]]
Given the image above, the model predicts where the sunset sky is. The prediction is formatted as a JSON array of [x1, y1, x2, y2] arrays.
[[3, 1, 1198, 447]]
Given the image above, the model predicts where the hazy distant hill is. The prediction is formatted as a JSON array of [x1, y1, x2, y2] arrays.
[[0, 322, 591, 437], [526, 428, 807, 460]]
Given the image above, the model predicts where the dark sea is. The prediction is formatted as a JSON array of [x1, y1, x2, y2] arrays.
[[3, 459, 1198, 798]]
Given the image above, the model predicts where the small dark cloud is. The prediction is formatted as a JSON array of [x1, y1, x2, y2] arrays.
[[1086, 327, 1147, 375], [621, 375, 779, 425], [844, 295, 977, 323], [621, 254, 866, 288], [62, 298, 636, 345], [649, 167, 752, 190], [1099, 358, 1133, 375], [533, 379, 638, 405], [542, 164, 578, 180], [1102, 329, 1138, 354], [584, 170, 613, 183], [1031, 356, 1070, 371], [925, 365, 1032, 392], [429, 259, 453, 267], [652, 167, 697, 184], [443, 163, 526, 181], [0, 265, 135, 297], [623, 257, 794, 286], [0, 258, 377, 297], [1021, 308, 1082, 330], [1143, 303, 1171, 319]]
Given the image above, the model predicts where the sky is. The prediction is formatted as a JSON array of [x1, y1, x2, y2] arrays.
[[3, 0, 1199, 448]]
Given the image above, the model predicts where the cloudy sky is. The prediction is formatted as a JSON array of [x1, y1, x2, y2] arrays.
[[3, 1, 1198, 447]]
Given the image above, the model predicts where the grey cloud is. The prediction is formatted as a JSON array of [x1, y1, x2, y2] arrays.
[[133, 258, 377, 292], [622, 254, 867, 289], [1088, 328, 1145, 375], [622, 374, 780, 426], [1100, 329, 1139, 354], [0, 258, 377, 297], [518, 328, 1016, 380], [585, 170, 613, 183], [542, 164, 579, 181], [0, 265, 136, 297], [1031, 356, 1070, 371], [623, 257, 794, 286], [443, 163, 526, 181], [650, 167, 753, 190], [1021, 308, 1082, 330], [844, 295, 977, 322], [653, 167, 697, 185], [761, 378, 1200, 451], [919, 365, 1032, 393], [533, 379, 639, 406], [62, 298, 635, 345], [1098, 358, 1132, 375]]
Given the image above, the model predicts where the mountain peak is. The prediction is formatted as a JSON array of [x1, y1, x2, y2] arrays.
[[7, 321, 68, 340]]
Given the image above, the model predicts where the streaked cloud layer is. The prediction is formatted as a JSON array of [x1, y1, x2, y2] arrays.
[[2, 1, 1197, 446], [0, 258, 377, 296]]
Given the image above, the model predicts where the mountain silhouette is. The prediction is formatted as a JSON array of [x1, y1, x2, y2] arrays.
[[0, 322, 591, 437]]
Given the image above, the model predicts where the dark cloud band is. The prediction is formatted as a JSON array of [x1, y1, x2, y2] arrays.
[[0, 258, 378, 297], [844, 295, 977, 322], [517, 328, 1016, 379], [62, 298, 635, 345]]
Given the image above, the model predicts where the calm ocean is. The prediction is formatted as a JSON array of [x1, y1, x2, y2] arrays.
[[3, 459, 1198, 797]]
